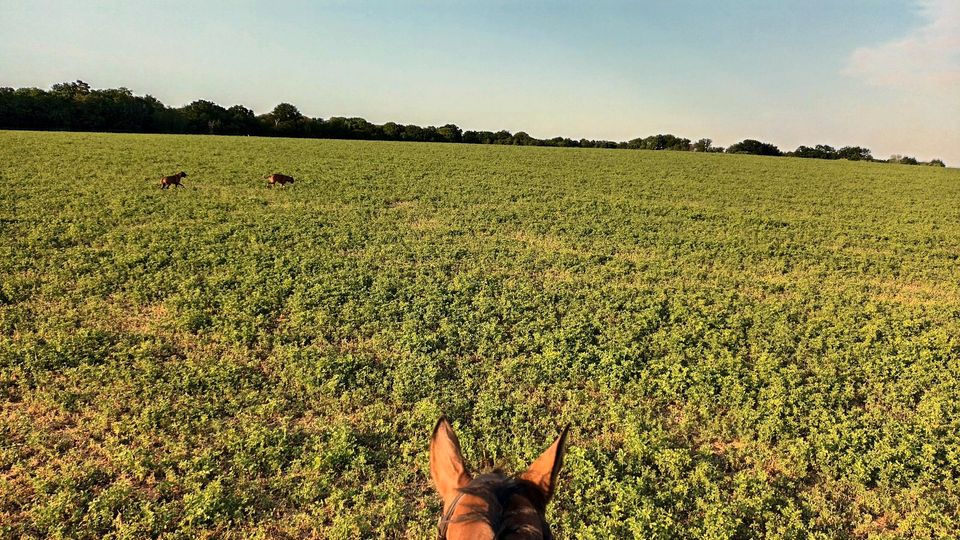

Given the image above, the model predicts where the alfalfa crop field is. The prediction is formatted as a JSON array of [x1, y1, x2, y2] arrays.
[[2, 130, 960, 539]]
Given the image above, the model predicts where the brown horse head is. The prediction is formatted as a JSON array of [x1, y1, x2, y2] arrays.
[[430, 417, 569, 540], [178, 171, 188, 178]]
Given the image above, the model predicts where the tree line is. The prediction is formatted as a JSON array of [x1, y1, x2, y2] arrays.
[[0, 81, 946, 167]]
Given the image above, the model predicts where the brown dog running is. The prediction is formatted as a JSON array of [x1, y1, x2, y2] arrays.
[[266, 173, 295, 188], [160, 171, 187, 189]]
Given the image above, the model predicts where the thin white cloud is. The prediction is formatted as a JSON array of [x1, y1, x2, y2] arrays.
[[845, 0, 960, 92]]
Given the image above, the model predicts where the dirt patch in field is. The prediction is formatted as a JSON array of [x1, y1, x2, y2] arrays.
[[869, 279, 960, 306], [542, 267, 576, 283], [409, 217, 442, 231], [111, 301, 171, 334], [387, 199, 418, 209], [512, 231, 580, 255]]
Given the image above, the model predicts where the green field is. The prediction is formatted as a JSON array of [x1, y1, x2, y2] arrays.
[[2, 130, 960, 539]]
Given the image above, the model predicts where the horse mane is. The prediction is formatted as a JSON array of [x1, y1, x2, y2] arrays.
[[455, 471, 553, 539]]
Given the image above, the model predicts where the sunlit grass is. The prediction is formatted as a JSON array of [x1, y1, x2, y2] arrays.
[[2, 130, 960, 538]]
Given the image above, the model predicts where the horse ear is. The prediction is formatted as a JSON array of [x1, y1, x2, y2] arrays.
[[430, 416, 471, 505], [520, 425, 569, 502]]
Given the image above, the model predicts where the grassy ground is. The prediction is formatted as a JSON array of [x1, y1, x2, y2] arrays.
[[2, 130, 960, 539]]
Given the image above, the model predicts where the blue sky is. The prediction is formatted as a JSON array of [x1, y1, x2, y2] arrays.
[[2, 0, 958, 163]]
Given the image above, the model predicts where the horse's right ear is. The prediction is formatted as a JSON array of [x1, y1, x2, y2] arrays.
[[520, 425, 569, 503], [430, 416, 471, 505]]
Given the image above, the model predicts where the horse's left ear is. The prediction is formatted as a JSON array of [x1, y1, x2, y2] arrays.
[[520, 425, 569, 502], [430, 416, 472, 506]]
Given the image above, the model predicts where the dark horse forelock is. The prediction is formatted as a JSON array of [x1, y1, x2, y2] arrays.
[[454, 473, 553, 539]]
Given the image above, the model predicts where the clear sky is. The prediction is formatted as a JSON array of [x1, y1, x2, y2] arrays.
[[2, 0, 958, 164]]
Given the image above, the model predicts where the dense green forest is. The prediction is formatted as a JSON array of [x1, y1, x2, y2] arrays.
[[0, 81, 946, 167]]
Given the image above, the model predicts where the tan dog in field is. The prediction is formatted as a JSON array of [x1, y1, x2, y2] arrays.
[[267, 173, 295, 187], [160, 171, 187, 189]]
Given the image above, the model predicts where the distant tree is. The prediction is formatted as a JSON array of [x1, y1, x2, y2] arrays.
[[579, 138, 617, 149], [90, 87, 163, 132], [545, 136, 578, 147], [692, 138, 724, 153], [321, 117, 348, 138], [178, 100, 229, 134], [928, 159, 946, 167], [727, 139, 782, 156], [151, 99, 185, 133], [51, 80, 91, 98], [662, 134, 691, 151], [224, 105, 258, 135], [793, 145, 838, 159], [382, 122, 403, 140], [464, 130, 498, 144], [623, 134, 691, 151], [436, 124, 462, 143], [0, 87, 55, 129], [264, 102, 306, 136], [493, 130, 513, 144], [402, 124, 424, 141], [344, 117, 378, 139], [889, 155, 919, 165], [421, 126, 442, 142], [692, 138, 712, 152], [620, 138, 641, 150], [302, 117, 326, 137], [271, 103, 303, 123], [512, 131, 536, 146], [836, 146, 872, 161]]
